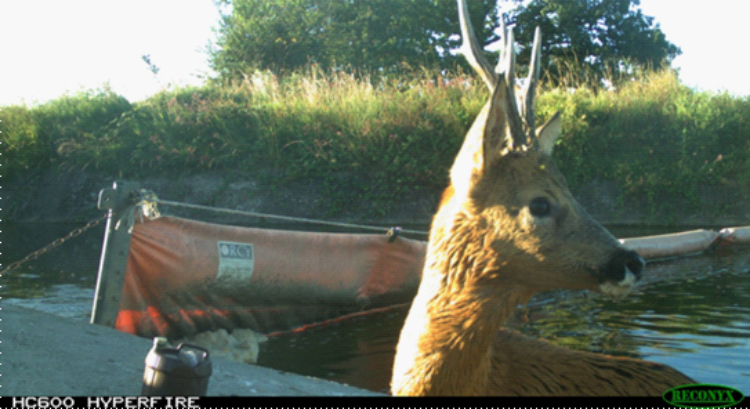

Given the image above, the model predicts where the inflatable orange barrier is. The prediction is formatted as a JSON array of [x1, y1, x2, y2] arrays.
[[116, 216, 426, 338], [114, 211, 750, 339]]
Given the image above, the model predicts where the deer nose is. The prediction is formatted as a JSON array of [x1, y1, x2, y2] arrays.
[[602, 249, 645, 283], [625, 250, 646, 279]]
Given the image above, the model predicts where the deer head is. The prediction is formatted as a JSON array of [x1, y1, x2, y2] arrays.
[[392, 2, 650, 395], [422, 0, 645, 301]]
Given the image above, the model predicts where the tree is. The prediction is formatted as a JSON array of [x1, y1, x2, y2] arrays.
[[208, 0, 500, 80], [208, 0, 679, 84], [508, 0, 681, 84]]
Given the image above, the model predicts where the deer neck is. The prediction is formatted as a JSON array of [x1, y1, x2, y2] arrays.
[[392, 212, 533, 396]]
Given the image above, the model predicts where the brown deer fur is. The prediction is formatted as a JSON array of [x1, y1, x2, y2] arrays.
[[488, 329, 696, 396], [390, 0, 695, 396]]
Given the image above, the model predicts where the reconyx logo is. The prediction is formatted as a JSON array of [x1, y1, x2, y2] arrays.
[[663, 384, 745, 408]]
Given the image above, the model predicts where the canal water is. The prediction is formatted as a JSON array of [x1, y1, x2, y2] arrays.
[[2, 221, 749, 393]]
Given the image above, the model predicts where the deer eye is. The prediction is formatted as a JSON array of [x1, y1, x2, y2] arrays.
[[529, 197, 552, 217]]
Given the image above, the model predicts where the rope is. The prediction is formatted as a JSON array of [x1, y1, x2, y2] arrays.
[[116, 189, 161, 234], [154, 198, 429, 236], [263, 303, 411, 338]]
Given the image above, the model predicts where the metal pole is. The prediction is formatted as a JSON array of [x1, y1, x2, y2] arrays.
[[90, 180, 141, 327]]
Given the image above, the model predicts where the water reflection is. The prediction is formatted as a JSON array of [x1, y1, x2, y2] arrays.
[[257, 308, 405, 394]]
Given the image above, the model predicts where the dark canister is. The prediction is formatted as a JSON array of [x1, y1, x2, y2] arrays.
[[142, 337, 212, 396]]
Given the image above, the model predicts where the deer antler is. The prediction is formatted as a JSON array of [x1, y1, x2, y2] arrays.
[[521, 27, 542, 136], [457, 0, 542, 149], [457, 0, 495, 91]]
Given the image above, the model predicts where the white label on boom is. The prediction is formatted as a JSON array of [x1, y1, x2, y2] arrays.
[[216, 241, 254, 280]]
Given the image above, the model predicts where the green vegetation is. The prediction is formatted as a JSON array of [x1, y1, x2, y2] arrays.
[[210, 0, 678, 86], [210, 0, 500, 77], [512, 0, 681, 84], [543, 69, 750, 212], [3, 67, 750, 217]]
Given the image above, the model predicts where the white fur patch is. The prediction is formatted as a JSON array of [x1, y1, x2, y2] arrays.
[[599, 269, 638, 299]]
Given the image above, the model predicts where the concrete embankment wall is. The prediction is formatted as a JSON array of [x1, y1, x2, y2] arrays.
[[7, 169, 750, 227]]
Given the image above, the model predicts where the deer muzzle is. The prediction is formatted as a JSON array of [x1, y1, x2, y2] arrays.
[[594, 249, 646, 299]]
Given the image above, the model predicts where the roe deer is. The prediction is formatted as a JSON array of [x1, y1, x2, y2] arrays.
[[390, 0, 695, 396]]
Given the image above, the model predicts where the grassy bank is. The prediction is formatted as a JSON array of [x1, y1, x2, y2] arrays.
[[3, 68, 750, 217]]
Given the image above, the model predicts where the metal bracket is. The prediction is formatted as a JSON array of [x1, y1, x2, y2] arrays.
[[90, 180, 142, 328], [387, 226, 402, 243]]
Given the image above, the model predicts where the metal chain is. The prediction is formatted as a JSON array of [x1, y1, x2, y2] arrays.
[[0, 213, 108, 277]]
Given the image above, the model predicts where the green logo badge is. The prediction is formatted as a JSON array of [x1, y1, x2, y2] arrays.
[[663, 384, 745, 408]]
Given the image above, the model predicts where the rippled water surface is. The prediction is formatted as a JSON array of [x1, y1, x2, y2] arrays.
[[3, 222, 749, 393]]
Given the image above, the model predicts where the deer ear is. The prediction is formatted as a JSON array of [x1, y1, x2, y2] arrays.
[[482, 79, 512, 164], [449, 81, 510, 198], [536, 111, 562, 156]]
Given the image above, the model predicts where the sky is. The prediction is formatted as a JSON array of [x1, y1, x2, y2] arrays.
[[1, 0, 749, 107]]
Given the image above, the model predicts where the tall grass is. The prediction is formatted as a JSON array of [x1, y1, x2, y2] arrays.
[[541, 69, 750, 211], [3, 67, 749, 215]]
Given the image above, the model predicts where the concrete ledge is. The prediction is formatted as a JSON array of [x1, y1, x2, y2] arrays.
[[2, 304, 383, 396]]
